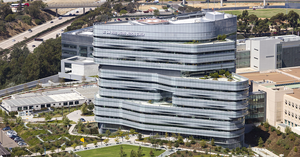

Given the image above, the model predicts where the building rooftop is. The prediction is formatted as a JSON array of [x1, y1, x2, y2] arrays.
[[3, 89, 85, 107], [287, 88, 300, 100], [98, 11, 234, 26], [237, 35, 300, 44], [278, 67, 300, 79], [239, 71, 298, 85]]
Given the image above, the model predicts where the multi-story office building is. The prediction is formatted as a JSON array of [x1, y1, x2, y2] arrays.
[[236, 35, 300, 71], [240, 67, 300, 134], [93, 12, 249, 148], [61, 27, 93, 59]]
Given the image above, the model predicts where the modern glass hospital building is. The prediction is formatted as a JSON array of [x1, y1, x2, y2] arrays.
[[93, 12, 249, 148]]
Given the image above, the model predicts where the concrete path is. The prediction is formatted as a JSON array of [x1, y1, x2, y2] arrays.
[[68, 124, 99, 138], [251, 147, 279, 157], [67, 110, 94, 123]]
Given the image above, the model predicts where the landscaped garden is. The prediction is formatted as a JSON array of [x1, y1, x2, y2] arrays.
[[245, 122, 300, 157], [75, 144, 165, 157]]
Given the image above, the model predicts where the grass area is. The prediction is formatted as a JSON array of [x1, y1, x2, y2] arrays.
[[75, 145, 165, 157], [223, 9, 300, 18]]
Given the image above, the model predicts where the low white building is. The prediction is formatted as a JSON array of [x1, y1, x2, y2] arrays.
[[58, 56, 98, 81], [1, 89, 86, 112]]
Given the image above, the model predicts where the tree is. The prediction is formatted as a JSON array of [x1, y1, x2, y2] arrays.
[[126, 2, 135, 13], [200, 140, 207, 148], [62, 116, 71, 127], [154, 9, 160, 16], [104, 138, 109, 145], [120, 145, 126, 157], [5, 14, 15, 22], [45, 114, 52, 122], [125, 135, 130, 141], [81, 103, 88, 115], [149, 149, 155, 157], [130, 150, 137, 157], [106, 129, 111, 138], [130, 129, 136, 135], [93, 140, 98, 146], [168, 141, 172, 149], [248, 14, 258, 23], [211, 138, 215, 146], [120, 10, 128, 16], [285, 126, 291, 135], [294, 147, 298, 152], [137, 146, 143, 157], [72, 143, 77, 150], [115, 137, 120, 143], [138, 133, 143, 140], [83, 142, 87, 148], [61, 145, 66, 151], [0, 4, 13, 19], [165, 132, 168, 140], [98, 134, 103, 144], [258, 137, 264, 147], [113, 3, 123, 12], [287, 10, 300, 33], [174, 142, 179, 148], [82, 76, 86, 83]]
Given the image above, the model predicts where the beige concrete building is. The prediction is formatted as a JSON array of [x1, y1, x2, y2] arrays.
[[239, 67, 300, 133]]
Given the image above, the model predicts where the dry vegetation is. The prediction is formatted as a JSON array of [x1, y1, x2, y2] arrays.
[[245, 124, 300, 157]]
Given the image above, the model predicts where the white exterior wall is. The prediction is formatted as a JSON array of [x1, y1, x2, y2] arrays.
[[72, 64, 85, 76], [249, 39, 280, 71], [84, 64, 99, 76]]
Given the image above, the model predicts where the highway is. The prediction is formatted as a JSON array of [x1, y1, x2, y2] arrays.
[[0, 16, 74, 50]]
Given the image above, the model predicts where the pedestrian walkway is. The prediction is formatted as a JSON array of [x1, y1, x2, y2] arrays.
[[251, 147, 279, 157]]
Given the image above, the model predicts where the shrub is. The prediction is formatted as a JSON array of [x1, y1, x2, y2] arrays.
[[285, 145, 290, 150], [271, 126, 276, 132], [294, 147, 298, 152], [267, 139, 271, 144], [290, 134, 296, 141], [186, 142, 191, 147], [264, 121, 270, 128], [176, 151, 181, 154], [5, 14, 16, 22], [282, 134, 286, 139], [22, 16, 32, 25], [295, 139, 300, 146]]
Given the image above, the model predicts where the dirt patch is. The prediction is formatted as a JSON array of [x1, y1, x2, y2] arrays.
[[139, 5, 163, 11], [246, 125, 300, 157]]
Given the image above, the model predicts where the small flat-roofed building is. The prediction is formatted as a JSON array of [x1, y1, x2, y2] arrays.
[[58, 56, 98, 81], [1, 89, 86, 112]]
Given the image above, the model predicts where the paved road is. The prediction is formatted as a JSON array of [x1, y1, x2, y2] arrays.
[[67, 110, 94, 123], [0, 16, 74, 50], [27, 23, 69, 52], [0, 130, 18, 148]]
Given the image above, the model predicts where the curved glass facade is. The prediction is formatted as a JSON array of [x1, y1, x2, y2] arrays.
[[93, 12, 248, 148]]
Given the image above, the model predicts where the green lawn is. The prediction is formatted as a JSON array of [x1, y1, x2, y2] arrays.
[[223, 9, 300, 18], [76, 145, 165, 157]]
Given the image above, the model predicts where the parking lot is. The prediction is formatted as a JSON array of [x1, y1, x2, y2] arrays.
[[0, 130, 18, 148]]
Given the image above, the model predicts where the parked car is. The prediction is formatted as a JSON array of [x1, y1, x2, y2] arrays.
[[76, 11, 79, 13], [2, 126, 11, 131], [12, 39, 15, 42], [32, 45, 35, 47], [125, 18, 128, 20], [14, 137, 24, 142], [18, 141, 27, 146], [117, 18, 121, 21], [28, 29, 32, 32], [114, 19, 117, 22], [80, 118, 86, 122], [6, 130, 17, 136], [10, 135, 18, 140], [50, 21, 53, 23]]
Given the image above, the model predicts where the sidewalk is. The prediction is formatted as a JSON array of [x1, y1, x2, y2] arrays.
[[251, 147, 279, 157]]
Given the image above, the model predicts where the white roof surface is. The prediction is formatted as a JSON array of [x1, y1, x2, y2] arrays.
[[3, 89, 85, 107]]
